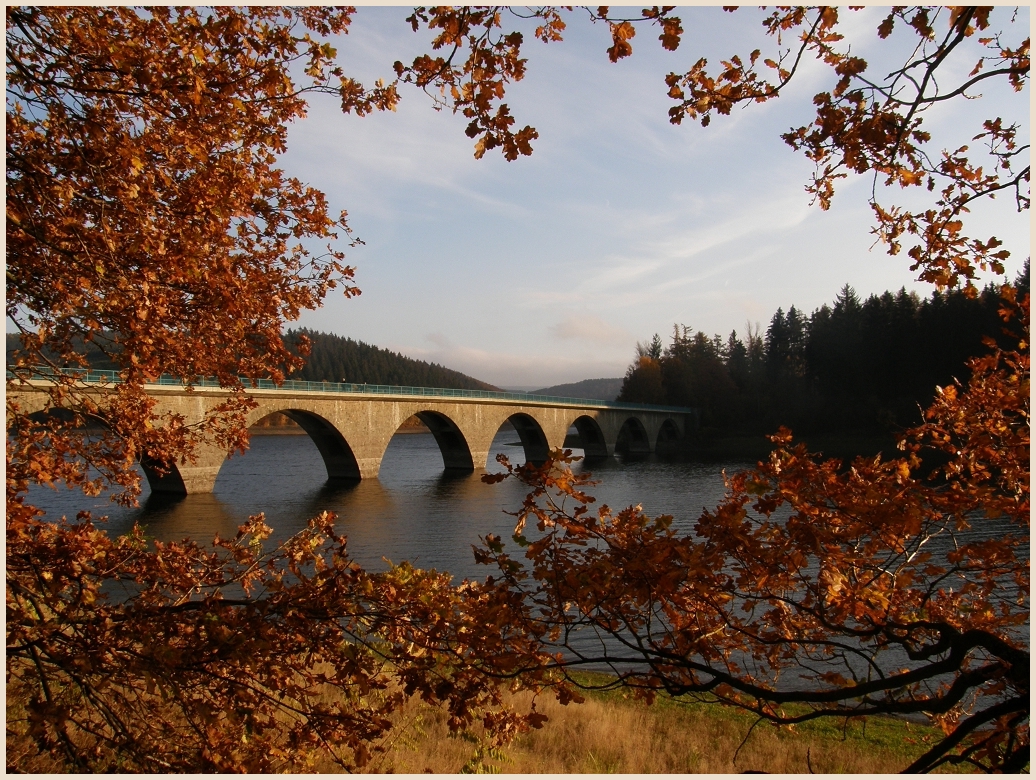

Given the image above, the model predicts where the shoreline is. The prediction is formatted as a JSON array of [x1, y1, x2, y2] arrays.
[[676, 433, 901, 462], [249, 428, 901, 462]]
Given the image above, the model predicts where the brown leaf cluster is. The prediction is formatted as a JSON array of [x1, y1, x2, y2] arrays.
[[7, 510, 551, 771], [393, 6, 687, 158], [6, 6, 1030, 773], [662, 6, 1028, 292], [473, 297, 1029, 773], [394, 7, 540, 160], [6, 7, 389, 499], [5, 8, 548, 772]]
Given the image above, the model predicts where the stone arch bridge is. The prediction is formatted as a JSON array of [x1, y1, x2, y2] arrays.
[[10, 375, 695, 495]]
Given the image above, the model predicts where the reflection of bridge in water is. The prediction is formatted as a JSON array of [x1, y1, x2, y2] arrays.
[[10, 372, 696, 495]]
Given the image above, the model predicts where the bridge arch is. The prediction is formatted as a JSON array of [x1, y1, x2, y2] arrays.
[[18, 407, 192, 495], [410, 410, 474, 471], [615, 416, 652, 455], [136, 406, 362, 495], [655, 417, 682, 455], [140, 454, 191, 495], [146, 405, 365, 494], [279, 409, 362, 480], [22, 407, 80, 426], [499, 412, 551, 465], [566, 414, 610, 460]]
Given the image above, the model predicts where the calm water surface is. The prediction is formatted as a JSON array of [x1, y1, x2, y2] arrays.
[[29, 430, 750, 583], [27, 429, 1026, 698]]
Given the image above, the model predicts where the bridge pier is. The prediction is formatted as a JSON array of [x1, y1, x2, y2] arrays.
[[141, 443, 228, 495], [570, 415, 612, 460]]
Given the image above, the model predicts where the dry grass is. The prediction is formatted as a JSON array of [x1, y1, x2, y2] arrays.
[[359, 685, 970, 774], [9, 664, 972, 774]]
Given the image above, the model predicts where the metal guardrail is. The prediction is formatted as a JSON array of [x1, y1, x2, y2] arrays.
[[7, 366, 694, 415]]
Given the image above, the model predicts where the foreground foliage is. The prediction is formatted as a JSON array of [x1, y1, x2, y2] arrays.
[[5, 7, 535, 771], [476, 297, 1029, 773], [7, 5, 1029, 773], [6, 6, 378, 503], [7, 510, 549, 771]]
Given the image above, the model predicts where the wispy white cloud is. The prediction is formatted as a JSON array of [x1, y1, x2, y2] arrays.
[[549, 314, 632, 346], [424, 332, 452, 350], [398, 341, 629, 388], [556, 187, 815, 311], [281, 6, 1029, 388], [286, 100, 535, 221]]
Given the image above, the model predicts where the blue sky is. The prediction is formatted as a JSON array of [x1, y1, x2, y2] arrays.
[[14, 7, 1026, 391], [281, 7, 1028, 389]]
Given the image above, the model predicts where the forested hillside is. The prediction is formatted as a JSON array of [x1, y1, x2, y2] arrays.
[[619, 263, 1029, 437], [6, 330, 498, 392], [285, 329, 498, 390], [6, 333, 122, 371], [531, 377, 623, 401]]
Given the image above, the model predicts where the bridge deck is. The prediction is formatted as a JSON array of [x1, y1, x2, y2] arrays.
[[9, 366, 696, 493], [8, 367, 692, 415]]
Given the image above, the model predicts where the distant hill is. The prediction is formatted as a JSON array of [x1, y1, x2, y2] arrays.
[[6, 333, 122, 370], [531, 377, 623, 401], [7, 330, 499, 392], [285, 329, 499, 391]]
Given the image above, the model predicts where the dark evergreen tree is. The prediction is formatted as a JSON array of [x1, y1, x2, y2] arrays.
[[724, 331, 748, 390], [617, 356, 665, 405], [1016, 259, 1030, 298], [616, 279, 1020, 443]]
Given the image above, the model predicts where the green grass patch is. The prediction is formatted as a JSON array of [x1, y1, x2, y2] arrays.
[[559, 669, 964, 770]]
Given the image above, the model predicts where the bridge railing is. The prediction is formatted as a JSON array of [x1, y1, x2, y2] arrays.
[[7, 366, 694, 414]]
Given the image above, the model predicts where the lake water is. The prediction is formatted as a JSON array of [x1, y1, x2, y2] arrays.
[[27, 429, 751, 583], [25, 428, 1027, 705]]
